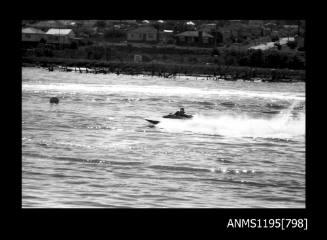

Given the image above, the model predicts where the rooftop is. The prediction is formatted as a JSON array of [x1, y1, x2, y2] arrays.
[[22, 27, 45, 34], [30, 20, 67, 28], [46, 28, 73, 35]]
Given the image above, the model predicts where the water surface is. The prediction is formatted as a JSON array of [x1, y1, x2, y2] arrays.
[[22, 67, 305, 208]]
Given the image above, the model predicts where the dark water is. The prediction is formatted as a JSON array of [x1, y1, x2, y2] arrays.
[[22, 67, 305, 208]]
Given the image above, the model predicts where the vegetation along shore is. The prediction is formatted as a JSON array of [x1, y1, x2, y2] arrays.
[[23, 55, 305, 82]]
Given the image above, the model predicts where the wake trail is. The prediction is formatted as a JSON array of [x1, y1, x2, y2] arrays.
[[157, 101, 305, 139]]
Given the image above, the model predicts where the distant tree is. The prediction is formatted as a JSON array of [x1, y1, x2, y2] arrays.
[[93, 47, 104, 60], [87, 51, 93, 59], [142, 55, 152, 62], [265, 51, 282, 68], [186, 56, 198, 63], [95, 20, 106, 29], [242, 40, 250, 46], [77, 26, 96, 38], [274, 42, 282, 50], [224, 55, 237, 66], [271, 35, 279, 42], [211, 48, 220, 56], [297, 46, 305, 51], [104, 29, 125, 40], [287, 40, 297, 49], [44, 49, 53, 57], [152, 23, 160, 31], [239, 55, 250, 66], [216, 20, 228, 27], [40, 38, 46, 44], [230, 30, 236, 43], [70, 41, 78, 49], [211, 31, 224, 44], [290, 55, 304, 69], [249, 49, 264, 67], [229, 49, 239, 57], [173, 22, 187, 33]]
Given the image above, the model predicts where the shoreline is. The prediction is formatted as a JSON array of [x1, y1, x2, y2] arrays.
[[22, 56, 305, 82]]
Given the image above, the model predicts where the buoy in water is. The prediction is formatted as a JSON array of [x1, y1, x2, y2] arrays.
[[50, 97, 59, 104]]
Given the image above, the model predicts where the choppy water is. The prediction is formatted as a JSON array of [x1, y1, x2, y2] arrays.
[[22, 67, 305, 208]]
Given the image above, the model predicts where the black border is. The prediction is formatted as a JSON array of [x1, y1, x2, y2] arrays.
[[12, 3, 317, 234]]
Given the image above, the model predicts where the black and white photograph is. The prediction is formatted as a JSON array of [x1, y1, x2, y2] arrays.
[[22, 20, 305, 209]]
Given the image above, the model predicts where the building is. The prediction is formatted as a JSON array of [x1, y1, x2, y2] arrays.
[[159, 30, 175, 44], [22, 28, 46, 43], [127, 26, 158, 42], [175, 31, 214, 46], [45, 28, 75, 45]]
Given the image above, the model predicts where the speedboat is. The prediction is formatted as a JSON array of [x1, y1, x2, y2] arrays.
[[162, 113, 193, 119]]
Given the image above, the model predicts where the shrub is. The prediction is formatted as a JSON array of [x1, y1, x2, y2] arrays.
[[297, 46, 305, 51], [104, 29, 125, 40], [142, 55, 152, 62], [188, 56, 198, 63], [265, 51, 282, 68], [287, 40, 298, 49], [94, 20, 106, 29], [225, 55, 237, 65], [274, 42, 282, 50], [290, 55, 304, 69], [44, 49, 53, 57], [271, 35, 279, 42], [249, 49, 264, 67], [70, 41, 78, 49], [211, 48, 220, 56]]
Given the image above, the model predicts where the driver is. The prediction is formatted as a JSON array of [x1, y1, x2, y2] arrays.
[[174, 108, 186, 117]]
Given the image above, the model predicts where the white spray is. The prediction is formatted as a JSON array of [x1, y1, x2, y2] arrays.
[[158, 101, 305, 140]]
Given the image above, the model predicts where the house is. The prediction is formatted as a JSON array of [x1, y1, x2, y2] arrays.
[[45, 28, 75, 45], [159, 30, 175, 44], [22, 28, 46, 43], [127, 26, 158, 42], [175, 31, 214, 46]]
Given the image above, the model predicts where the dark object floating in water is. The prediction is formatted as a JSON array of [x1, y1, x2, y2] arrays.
[[50, 97, 59, 104], [145, 119, 160, 125], [262, 110, 280, 114], [220, 101, 236, 107], [265, 103, 285, 110]]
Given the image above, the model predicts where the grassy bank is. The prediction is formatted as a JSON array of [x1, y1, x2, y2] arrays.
[[22, 56, 305, 82]]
